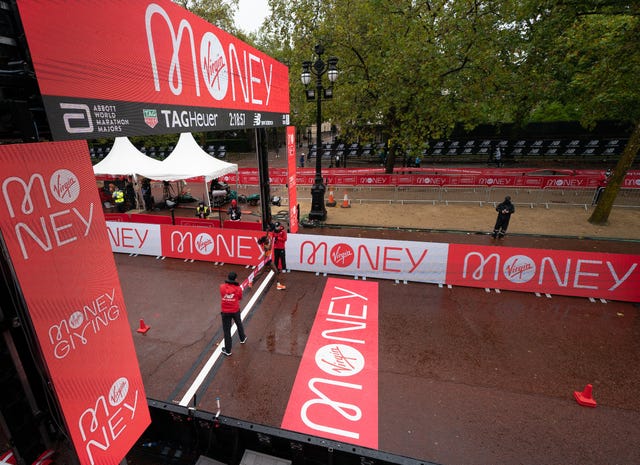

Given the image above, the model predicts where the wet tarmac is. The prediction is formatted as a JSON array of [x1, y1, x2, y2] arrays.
[[116, 225, 640, 465]]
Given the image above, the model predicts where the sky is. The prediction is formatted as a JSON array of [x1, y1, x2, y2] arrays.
[[234, 0, 270, 33]]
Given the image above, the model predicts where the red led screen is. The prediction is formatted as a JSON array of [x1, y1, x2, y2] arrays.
[[17, 0, 290, 139]]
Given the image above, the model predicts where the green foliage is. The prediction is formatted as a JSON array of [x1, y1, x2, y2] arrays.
[[173, 0, 239, 33], [261, 0, 528, 152], [256, 0, 639, 148], [517, 0, 640, 127]]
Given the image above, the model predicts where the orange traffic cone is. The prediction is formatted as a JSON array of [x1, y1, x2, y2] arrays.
[[573, 384, 597, 407], [136, 319, 151, 334], [340, 190, 351, 208], [326, 189, 337, 207]]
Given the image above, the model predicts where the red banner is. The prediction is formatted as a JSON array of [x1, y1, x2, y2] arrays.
[[282, 278, 379, 448], [160, 225, 264, 264], [17, 0, 290, 139], [286, 126, 299, 233], [230, 167, 640, 188], [0, 141, 150, 464], [446, 244, 640, 302]]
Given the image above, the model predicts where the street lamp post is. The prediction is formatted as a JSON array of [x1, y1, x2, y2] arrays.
[[301, 44, 338, 222]]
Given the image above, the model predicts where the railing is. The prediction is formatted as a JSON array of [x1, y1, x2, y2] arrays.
[[275, 185, 640, 210]]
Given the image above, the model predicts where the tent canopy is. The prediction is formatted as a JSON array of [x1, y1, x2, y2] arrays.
[[93, 136, 162, 176], [139, 132, 238, 182]]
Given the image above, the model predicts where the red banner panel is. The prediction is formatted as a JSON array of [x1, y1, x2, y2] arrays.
[[0, 141, 150, 464], [286, 126, 299, 233], [17, 0, 290, 139], [160, 225, 264, 264], [447, 244, 640, 302], [282, 278, 379, 448]]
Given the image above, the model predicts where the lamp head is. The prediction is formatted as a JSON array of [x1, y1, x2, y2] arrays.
[[301, 61, 311, 86], [327, 57, 339, 83]]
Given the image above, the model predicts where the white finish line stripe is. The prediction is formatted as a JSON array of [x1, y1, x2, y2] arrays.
[[178, 270, 275, 407]]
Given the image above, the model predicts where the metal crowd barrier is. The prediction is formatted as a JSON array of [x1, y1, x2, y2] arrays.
[[290, 185, 640, 210], [190, 182, 639, 211]]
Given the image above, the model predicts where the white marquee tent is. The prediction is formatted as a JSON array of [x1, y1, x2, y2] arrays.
[[92, 136, 162, 177], [93, 137, 164, 210], [139, 132, 238, 182], [94, 133, 239, 208]]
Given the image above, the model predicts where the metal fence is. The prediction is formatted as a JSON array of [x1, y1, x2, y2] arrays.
[[267, 185, 640, 210]]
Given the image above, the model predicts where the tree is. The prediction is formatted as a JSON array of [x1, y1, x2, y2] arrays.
[[264, 0, 520, 171], [173, 0, 239, 34], [261, 0, 639, 220], [514, 1, 640, 225]]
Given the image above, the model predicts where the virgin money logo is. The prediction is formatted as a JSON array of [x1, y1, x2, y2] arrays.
[[48, 290, 120, 360], [200, 32, 228, 100], [195, 232, 214, 255], [50, 169, 80, 204], [315, 344, 364, 377], [2, 171, 82, 218], [2, 170, 94, 260], [503, 255, 536, 283], [361, 177, 385, 184], [79, 376, 140, 465], [330, 244, 355, 268]]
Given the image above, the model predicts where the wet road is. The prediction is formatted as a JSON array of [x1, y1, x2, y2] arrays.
[[116, 228, 640, 465]]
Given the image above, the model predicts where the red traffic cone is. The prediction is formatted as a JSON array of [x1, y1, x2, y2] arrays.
[[326, 189, 337, 207], [340, 190, 351, 208], [136, 319, 151, 334], [573, 384, 597, 407]]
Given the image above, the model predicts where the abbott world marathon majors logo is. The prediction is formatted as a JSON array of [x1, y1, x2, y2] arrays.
[[2, 169, 93, 260], [503, 255, 536, 283]]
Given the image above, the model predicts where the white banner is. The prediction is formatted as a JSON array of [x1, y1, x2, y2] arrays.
[[287, 234, 449, 284], [106, 221, 162, 255]]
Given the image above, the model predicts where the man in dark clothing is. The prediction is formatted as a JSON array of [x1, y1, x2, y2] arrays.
[[141, 178, 153, 211], [124, 176, 136, 209], [227, 199, 241, 221], [219, 272, 247, 356], [494, 147, 503, 167], [492, 196, 515, 239]]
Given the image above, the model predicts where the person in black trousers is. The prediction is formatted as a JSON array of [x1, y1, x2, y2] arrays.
[[219, 272, 247, 356], [492, 196, 515, 239]]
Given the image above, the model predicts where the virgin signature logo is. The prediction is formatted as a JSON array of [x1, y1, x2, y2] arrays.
[[503, 255, 536, 283], [330, 244, 355, 268], [50, 169, 79, 204]]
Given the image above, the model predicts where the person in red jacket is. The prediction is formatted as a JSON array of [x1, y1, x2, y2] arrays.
[[271, 222, 288, 274], [219, 271, 247, 356]]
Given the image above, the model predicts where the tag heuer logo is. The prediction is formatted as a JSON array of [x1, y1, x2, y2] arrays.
[[143, 109, 158, 128]]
